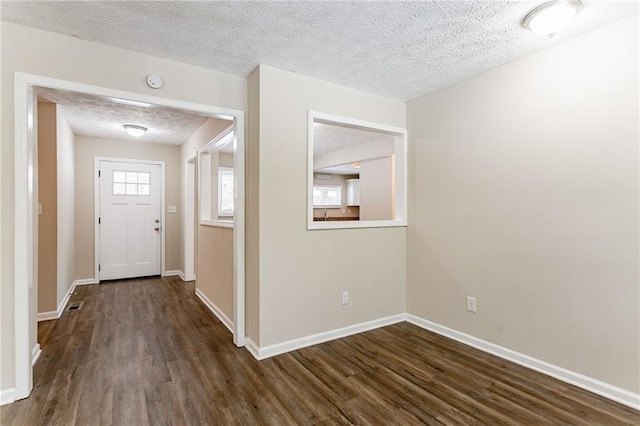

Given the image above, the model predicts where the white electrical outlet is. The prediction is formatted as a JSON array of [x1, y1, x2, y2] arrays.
[[342, 291, 349, 305], [467, 296, 477, 313]]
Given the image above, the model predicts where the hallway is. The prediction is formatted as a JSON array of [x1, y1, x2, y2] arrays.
[[1, 277, 637, 425]]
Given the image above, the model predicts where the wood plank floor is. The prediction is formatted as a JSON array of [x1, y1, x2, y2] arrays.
[[1, 276, 638, 425]]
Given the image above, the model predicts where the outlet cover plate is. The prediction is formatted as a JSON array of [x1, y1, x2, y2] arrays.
[[467, 296, 477, 313]]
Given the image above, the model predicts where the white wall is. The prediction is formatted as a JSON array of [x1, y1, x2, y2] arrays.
[[1, 21, 246, 396], [406, 17, 639, 393], [249, 65, 406, 347], [56, 106, 75, 308]]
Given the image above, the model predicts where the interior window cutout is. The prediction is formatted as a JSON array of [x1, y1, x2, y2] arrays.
[[199, 124, 235, 227], [308, 111, 407, 229]]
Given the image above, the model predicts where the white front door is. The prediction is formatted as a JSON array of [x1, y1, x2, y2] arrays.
[[99, 160, 162, 280]]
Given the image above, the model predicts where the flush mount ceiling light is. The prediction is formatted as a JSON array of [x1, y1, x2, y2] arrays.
[[523, 0, 582, 37], [123, 124, 148, 137]]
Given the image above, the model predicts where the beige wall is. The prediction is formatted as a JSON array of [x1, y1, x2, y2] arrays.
[[1, 21, 246, 391], [56, 106, 75, 307], [197, 226, 234, 320], [37, 103, 58, 313], [180, 118, 235, 322], [74, 137, 182, 279], [219, 152, 233, 168], [180, 117, 233, 274], [359, 156, 394, 221], [406, 17, 639, 393], [251, 65, 406, 347], [36, 103, 75, 315]]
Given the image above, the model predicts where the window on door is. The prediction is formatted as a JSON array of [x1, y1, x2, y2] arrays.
[[112, 170, 151, 196]]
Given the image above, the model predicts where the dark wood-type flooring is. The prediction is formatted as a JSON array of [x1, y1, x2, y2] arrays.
[[1, 276, 638, 425]]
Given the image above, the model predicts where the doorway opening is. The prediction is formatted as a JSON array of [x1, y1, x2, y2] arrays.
[[13, 73, 246, 402]]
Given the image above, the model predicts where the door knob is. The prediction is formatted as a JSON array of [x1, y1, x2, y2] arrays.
[[154, 227, 160, 231]]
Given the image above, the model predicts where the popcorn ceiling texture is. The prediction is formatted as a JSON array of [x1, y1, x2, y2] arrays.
[[314, 123, 395, 174], [313, 123, 394, 157], [38, 89, 209, 144], [2, 1, 637, 101]]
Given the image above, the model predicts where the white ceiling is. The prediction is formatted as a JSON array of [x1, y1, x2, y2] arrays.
[[2, 1, 636, 101], [313, 123, 394, 157], [314, 123, 394, 175], [317, 164, 361, 175], [37, 88, 212, 145]]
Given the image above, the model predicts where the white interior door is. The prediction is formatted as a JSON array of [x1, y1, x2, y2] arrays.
[[99, 160, 162, 280]]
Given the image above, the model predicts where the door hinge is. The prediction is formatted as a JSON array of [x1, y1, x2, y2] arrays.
[[98, 170, 101, 177], [98, 264, 101, 271], [98, 217, 101, 224]]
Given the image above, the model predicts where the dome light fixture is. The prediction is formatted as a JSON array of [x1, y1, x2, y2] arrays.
[[523, 0, 582, 37], [123, 124, 148, 138]]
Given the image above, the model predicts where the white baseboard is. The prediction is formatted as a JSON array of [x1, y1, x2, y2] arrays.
[[249, 313, 406, 361], [245, 338, 260, 359], [195, 288, 234, 333], [32, 343, 41, 366], [406, 314, 640, 411], [0, 388, 16, 406], [37, 310, 59, 322], [163, 270, 186, 281], [74, 278, 96, 286], [58, 281, 76, 315], [37, 280, 77, 322]]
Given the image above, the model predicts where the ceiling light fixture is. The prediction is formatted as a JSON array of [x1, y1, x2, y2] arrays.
[[523, 0, 582, 37], [123, 124, 148, 138]]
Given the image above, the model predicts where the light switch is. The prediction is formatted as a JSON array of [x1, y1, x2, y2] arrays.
[[168, 205, 177, 213]]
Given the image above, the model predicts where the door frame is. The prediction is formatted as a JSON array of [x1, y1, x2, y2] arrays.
[[184, 156, 197, 281], [13, 72, 246, 402], [94, 157, 166, 282]]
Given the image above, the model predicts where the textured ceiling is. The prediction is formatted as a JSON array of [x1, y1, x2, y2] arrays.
[[37, 88, 211, 145], [314, 123, 394, 157], [314, 123, 394, 174], [2, 1, 637, 100], [317, 164, 361, 175]]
